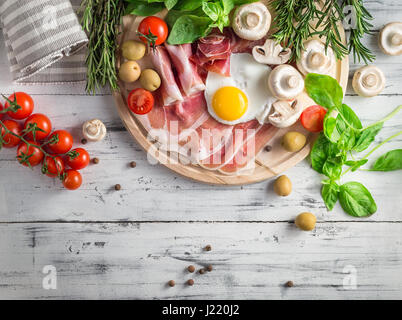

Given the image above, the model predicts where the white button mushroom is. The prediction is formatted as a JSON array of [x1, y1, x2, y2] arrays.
[[252, 39, 292, 65], [267, 65, 304, 100], [232, 3, 271, 41], [268, 99, 303, 128], [379, 22, 402, 56], [352, 65, 385, 97], [82, 119, 107, 142], [296, 39, 336, 76]]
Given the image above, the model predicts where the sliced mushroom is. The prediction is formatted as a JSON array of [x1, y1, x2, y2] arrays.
[[232, 3, 271, 41], [268, 99, 303, 128], [379, 22, 402, 56], [252, 39, 292, 65], [296, 39, 336, 76], [82, 119, 107, 142], [267, 65, 304, 100], [352, 65, 385, 97]]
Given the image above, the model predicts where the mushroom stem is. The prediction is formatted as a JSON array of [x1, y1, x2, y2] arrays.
[[287, 75, 299, 89], [391, 33, 402, 46], [309, 52, 325, 68], [362, 73, 377, 88], [88, 125, 99, 135], [245, 12, 260, 29]]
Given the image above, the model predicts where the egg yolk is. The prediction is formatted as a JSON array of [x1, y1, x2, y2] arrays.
[[212, 86, 248, 121]]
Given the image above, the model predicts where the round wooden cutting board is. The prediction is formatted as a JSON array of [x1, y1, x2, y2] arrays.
[[112, 2, 349, 185]]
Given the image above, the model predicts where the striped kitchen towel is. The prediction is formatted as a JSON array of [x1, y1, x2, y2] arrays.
[[0, 0, 88, 83]]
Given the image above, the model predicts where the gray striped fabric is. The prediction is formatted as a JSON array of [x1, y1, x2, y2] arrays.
[[0, 0, 88, 83]]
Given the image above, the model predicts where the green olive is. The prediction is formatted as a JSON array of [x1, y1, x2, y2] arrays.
[[295, 212, 316, 231], [121, 40, 146, 61], [119, 61, 141, 83], [140, 69, 161, 92], [282, 131, 306, 152], [274, 175, 292, 196]]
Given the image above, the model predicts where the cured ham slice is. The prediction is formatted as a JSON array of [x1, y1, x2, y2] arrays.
[[165, 43, 206, 96], [150, 46, 183, 106]]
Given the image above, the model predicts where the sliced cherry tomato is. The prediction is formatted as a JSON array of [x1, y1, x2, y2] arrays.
[[43, 155, 65, 178], [17, 141, 44, 167], [24, 113, 52, 141], [63, 169, 82, 190], [138, 16, 168, 47], [1, 119, 22, 148], [127, 88, 154, 115], [66, 148, 90, 170], [5, 92, 34, 120], [48, 130, 73, 154], [300, 105, 327, 133]]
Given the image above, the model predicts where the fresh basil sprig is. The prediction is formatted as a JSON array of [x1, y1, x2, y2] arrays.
[[305, 74, 402, 217]]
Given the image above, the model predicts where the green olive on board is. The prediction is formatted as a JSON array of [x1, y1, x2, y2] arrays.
[[121, 40, 146, 61], [274, 175, 292, 196], [295, 212, 316, 231], [140, 69, 161, 92], [119, 61, 141, 83], [282, 131, 306, 152]]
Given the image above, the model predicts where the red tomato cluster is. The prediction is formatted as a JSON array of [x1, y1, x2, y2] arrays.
[[0, 92, 90, 190]]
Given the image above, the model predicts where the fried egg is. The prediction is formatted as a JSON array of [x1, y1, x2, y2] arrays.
[[205, 53, 276, 125]]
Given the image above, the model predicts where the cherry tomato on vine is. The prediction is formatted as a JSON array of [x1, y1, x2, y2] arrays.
[[300, 105, 327, 133], [66, 148, 90, 170], [17, 141, 44, 167], [24, 113, 52, 141], [0, 101, 4, 120], [63, 169, 82, 190], [48, 130, 73, 154], [127, 88, 154, 115], [5, 92, 34, 120], [1, 119, 22, 148], [138, 16, 168, 47], [43, 155, 65, 178]]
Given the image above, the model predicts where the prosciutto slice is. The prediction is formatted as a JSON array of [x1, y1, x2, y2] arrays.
[[165, 43, 206, 96], [150, 46, 183, 106]]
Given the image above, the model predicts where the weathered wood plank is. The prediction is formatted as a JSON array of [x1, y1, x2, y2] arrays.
[[0, 222, 401, 299], [0, 95, 400, 222]]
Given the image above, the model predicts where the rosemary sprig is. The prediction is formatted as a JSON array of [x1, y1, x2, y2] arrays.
[[272, 0, 375, 64], [80, 0, 124, 94]]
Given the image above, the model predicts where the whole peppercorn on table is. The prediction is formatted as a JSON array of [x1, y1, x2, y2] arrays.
[[0, 1, 402, 300]]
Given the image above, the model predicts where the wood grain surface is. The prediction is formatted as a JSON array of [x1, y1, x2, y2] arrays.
[[0, 0, 401, 300]]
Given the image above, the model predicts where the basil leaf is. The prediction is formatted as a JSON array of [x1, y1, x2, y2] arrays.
[[371, 149, 402, 171], [125, 1, 165, 16], [323, 111, 341, 143], [354, 123, 383, 152], [310, 133, 330, 173], [222, 0, 235, 14], [339, 182, 377, 217], [321, 181, 340, 211], [305, 73, 343, 109], [345, 159, 368, 171], [164, 0, 178, 10], [202, 2, 221, 21], [167, 15, 211, 44], [322, 157, 343, 179], [173, 0, 204, 11], [337, 104, 362, 130], [337, 126, 356, 151]]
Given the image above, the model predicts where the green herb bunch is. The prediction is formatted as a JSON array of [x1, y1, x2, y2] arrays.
[[305, 74, 402, 217], [272, 0, 375, 64], [80, 0, 125, 94], [124, 0, 259, 45]]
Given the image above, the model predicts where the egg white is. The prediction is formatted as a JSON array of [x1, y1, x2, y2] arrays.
[[204, 53, 276, 125]]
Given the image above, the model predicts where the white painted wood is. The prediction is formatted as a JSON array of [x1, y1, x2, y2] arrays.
[[0, 222, 401, 299], [0, 0, 401, 299]]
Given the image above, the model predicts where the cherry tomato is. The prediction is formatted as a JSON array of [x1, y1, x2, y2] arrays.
[[300, 105, 327, 132], [48, 130, 73, 154], [43, 155, 65, 178], [24, 113, 52, 141], [138, 16, 168, 46], [63, 169, 82, 190], [0, 101, 4, 120], [1, 119, 22, 148], [17, 141, 44, 167], [5, 92, 34, 120], [66, 148, 90, 170], [127, 88, 154, 115]]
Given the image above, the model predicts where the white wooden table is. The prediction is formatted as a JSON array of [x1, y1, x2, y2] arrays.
[[0, 1, 401, 300]]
